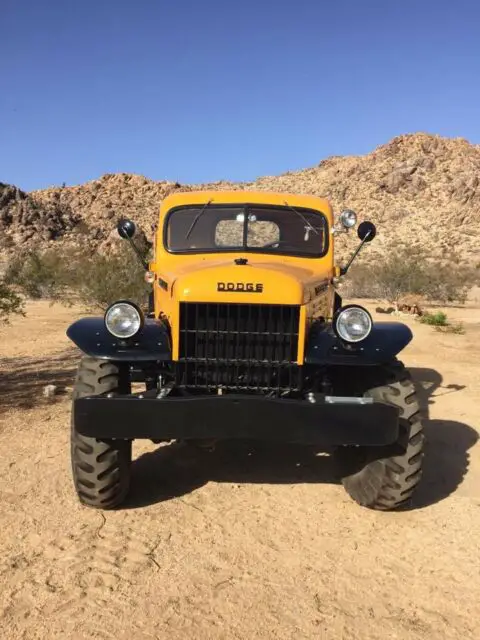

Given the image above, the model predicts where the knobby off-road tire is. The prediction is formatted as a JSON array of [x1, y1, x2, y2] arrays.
[[71, 357, 132, 509], [335, 362, 424, 511]]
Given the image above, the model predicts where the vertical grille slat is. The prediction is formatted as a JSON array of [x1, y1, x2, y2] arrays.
[[178, 303, 301, 392]]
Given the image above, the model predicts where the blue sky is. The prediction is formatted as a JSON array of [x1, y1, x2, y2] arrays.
[[1, 0, 479, 191]]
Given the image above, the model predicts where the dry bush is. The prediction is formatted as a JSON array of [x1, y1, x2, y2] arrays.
[[341, 263, 381, 299], [420, 311, 448, 326], [70, 251, 150, 310], [0, 280, 24, 322], [5, 250, 70, 300], [420, 311, 465, 334], [5, 246, 150, 311], [344, 247, 477, 304]]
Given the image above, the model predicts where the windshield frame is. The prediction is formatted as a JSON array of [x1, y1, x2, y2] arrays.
[[163, 203, 330, 259]]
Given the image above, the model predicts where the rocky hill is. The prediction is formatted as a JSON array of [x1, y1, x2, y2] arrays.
[[1, 133, 479, 265]]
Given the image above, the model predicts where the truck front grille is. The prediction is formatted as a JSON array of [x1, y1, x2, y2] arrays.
[[177, 302, 301, 392]]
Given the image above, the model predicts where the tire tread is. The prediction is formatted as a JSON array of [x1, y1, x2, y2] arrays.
[[336, 361, 425, 511], [71, 356, 131, 509]]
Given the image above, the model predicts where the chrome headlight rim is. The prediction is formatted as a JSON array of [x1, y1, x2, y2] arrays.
[[339, 209, 357, 229], [333, 304, 372, 344], [104, 300, 144, 339]]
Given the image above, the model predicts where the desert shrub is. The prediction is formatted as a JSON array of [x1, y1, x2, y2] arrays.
[[420, 311, 465, 334], [5, 245, 150, 311], [341, 264, 381, 298], [420, 311, 448, 326], [443, 322, 465, 334], [0, 280, 25, 322], [70, 251, 150, 310], [345, 247, 475, 304], [376, 248, 431, 303], [4, 250, 70, 300]]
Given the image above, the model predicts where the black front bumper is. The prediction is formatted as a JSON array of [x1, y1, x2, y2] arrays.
[[74, 393, 399, 446]]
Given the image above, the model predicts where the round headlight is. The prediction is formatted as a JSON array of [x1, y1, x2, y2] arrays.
[[334, 305, 372, 343], [105, 301, 143, 339], [339, 209, 357, 229]]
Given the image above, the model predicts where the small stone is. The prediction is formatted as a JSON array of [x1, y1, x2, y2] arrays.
[[43, 385, 58, 398]]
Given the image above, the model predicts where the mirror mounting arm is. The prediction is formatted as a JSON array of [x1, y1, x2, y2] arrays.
[[117, 218, 149, 270], [340, 232, 372, 276], [339, 220, 376, 276], [126, 236, 149, 271]]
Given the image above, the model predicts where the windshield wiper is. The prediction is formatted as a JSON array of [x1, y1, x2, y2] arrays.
[[185, 199, 213, 239], [283, 200, 319, 235]]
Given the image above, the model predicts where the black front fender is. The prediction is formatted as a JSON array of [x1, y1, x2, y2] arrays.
[[66, 317, 171, 361], [305, 321, 413, 365]]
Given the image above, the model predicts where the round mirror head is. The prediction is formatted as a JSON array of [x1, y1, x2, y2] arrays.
[[357, 221, 376, 242], [117, 218, 136, 239]]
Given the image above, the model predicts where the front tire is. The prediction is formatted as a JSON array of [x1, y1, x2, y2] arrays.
[[335, 362, 424, 510], [71, 357, 132, 509]]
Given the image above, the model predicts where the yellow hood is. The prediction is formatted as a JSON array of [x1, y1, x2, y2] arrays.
[[167, 258, 329, 305]]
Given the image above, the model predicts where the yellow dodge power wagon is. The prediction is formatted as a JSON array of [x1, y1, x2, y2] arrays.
[[67, 191, 424, 510]]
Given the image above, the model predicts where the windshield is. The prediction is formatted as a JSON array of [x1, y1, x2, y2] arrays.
[[165, 204, 328, 257]]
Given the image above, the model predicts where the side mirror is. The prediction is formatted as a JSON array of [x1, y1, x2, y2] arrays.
[[117, 218, 136, 240], [116, 218, 148, 270], [340, 220, 377, 276], [357, 221, 376, 242]]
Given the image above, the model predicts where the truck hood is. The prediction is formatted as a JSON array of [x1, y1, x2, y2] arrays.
[[163, 258, 331, 305]]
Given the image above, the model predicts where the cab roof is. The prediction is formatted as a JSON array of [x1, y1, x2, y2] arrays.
[[160, 190, 333, 222]]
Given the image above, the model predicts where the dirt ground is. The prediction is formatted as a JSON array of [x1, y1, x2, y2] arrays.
[[0, 300, 479, 640]]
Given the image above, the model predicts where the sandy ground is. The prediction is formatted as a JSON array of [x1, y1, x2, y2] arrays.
[[0, 300, 479, 640]]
